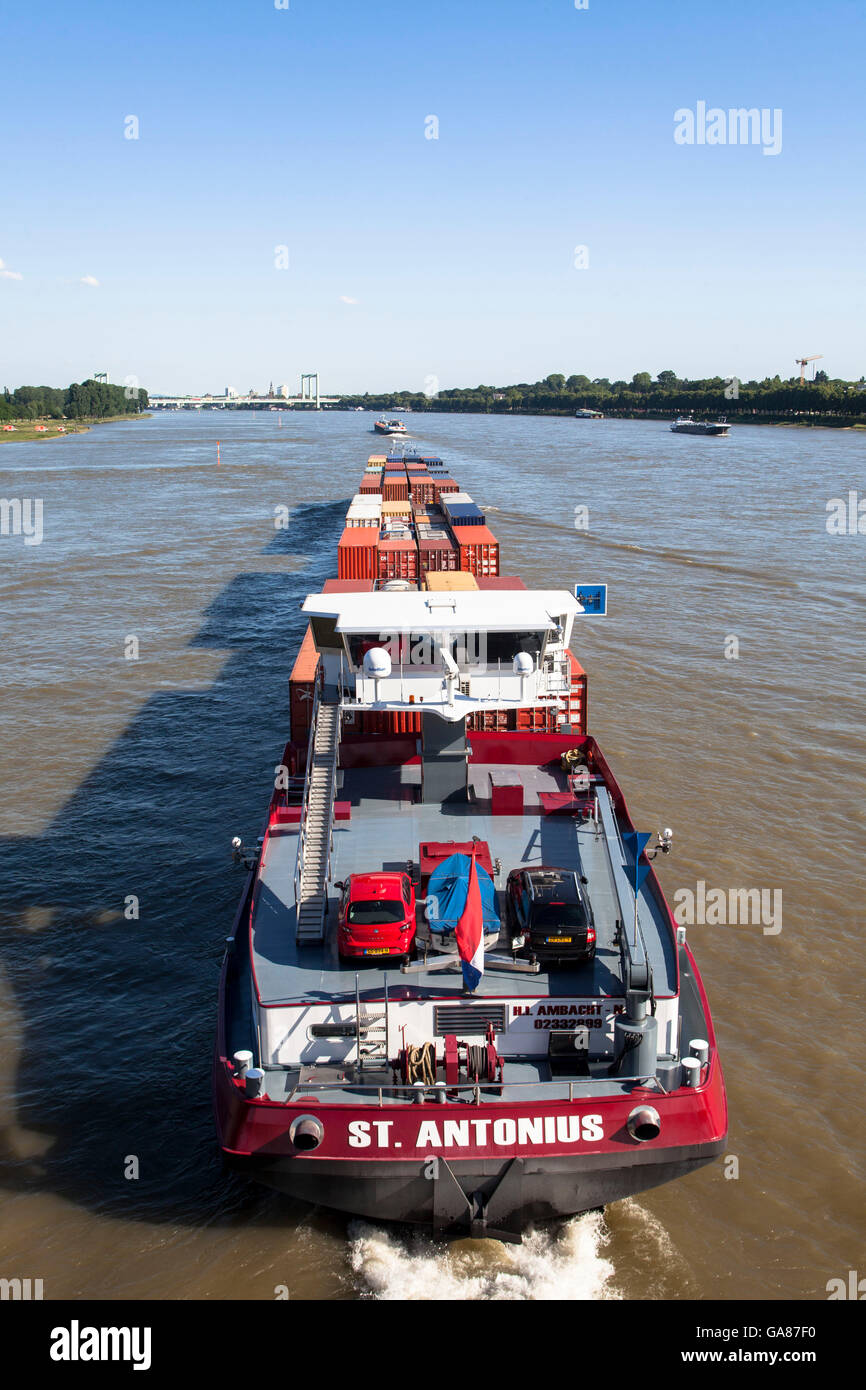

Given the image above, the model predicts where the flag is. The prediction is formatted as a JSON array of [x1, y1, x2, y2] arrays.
[[455, 853, 484, 992]]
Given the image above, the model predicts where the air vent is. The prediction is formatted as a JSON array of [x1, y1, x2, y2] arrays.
[[434, 1004, 506, 1037]]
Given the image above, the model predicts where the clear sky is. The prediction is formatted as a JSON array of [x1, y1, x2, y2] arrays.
[[1, 0, 863, 394]]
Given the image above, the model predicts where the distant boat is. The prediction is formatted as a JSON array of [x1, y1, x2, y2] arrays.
[[374, 419, 408, 435], [575, 408, 604, 419], [670, 416, 730, 436]]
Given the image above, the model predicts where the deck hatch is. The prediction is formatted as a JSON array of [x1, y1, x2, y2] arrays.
[[433, 1004, 506, 1036]]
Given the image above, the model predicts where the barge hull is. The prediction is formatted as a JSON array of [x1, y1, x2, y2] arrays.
[[222, 1141, 725, 1235]]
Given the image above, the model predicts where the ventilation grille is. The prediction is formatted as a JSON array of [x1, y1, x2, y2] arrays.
[[433, 1004, 507, 1037]]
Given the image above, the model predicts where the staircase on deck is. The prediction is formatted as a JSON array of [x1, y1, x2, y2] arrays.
[[295, 696, 340, 943]]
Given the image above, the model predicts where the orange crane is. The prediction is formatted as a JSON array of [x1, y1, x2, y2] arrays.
[[795, 355, 823, 385]]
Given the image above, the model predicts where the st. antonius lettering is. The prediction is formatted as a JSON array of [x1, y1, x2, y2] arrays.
[[348, 1114, 603, 1147]]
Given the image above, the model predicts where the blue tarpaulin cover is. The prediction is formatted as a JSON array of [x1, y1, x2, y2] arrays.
[[426, 854, 500, 935]]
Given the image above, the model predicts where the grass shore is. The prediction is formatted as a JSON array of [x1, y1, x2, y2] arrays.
[[0, 413, 151, 443]]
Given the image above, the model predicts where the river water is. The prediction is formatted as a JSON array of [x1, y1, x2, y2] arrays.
[[1, 410, 863, 1300]]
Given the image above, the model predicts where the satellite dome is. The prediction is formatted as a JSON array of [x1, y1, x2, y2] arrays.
[[363, 647, 392, 680], [513, 651, 534, 676]]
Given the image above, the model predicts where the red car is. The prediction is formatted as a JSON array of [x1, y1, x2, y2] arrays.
[[335, 872, 416, 962]]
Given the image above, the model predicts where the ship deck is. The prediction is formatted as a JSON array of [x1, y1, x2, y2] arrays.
[[249, 760, 678, 1006]]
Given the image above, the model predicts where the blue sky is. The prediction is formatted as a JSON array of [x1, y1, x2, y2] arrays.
[[1, 0, 863, 393]]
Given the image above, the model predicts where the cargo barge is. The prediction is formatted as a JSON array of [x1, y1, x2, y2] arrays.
[[214, 449, 727, 1240]]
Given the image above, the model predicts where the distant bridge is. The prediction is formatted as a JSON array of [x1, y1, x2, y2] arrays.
[[150, 373, 339, 410], [148, 394, 341, 410]]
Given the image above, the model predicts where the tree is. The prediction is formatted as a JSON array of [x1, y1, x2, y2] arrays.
[[632, 372, 652, 390], [657, 370, 678, 388], [545, 374, 566, 392]]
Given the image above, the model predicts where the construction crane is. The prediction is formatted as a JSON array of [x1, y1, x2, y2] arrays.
[[795, 355, 822, 385]]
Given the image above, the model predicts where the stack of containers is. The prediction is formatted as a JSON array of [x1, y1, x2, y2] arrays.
[[338, 526, 379, 579], [346, 493, 382, 528], [367, 454, 387, 466], [359, 474, 383, 494], [382, 470, 409, 501], [408, 472, 437, 505], [289, 577, 375, 743], [378, 518, 419, 580], [443, 491, 486, 527], [450, 523, 500, 576], [432, 475, 459, 500], [382, 499, 412, 520], [416, 514, 458, 574]]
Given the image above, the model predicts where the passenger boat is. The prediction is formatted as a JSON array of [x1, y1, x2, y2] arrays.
[[575, 408, 604, 419], [213, 452, 727, 1240], [374, 419, 408, 435], [670, 416, 730, 435]]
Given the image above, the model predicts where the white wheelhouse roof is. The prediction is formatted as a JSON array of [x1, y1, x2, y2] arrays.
[[301, 589, 582, 633]]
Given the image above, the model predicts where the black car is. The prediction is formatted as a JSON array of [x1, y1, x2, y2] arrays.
[[505, 866, 596, 965]]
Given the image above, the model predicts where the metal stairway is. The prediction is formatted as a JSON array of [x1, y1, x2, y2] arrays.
[[354, 976, 390, 1072], [295, 697, 340, 943]]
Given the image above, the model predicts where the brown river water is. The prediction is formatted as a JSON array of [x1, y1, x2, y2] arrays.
[[0, 410, 863, 1300]]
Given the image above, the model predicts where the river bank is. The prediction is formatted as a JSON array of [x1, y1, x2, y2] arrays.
[[0, 413, 151, 443]]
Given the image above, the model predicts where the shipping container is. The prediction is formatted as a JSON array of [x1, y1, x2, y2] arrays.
[[337, 526, 379, 580], [382, 478, 410, 501], [409, 480, 437, 505], [475, 575, 527, 590], [381, 500, 412, 518], [432, 476, 459, 497], [367, 454, 387, 465], [424, 571, 479, 591], [346, 509, 382, 529], [418, 534, 459, 573], [289, 624, 319, 744], [443, 502, 485, 526], [359, 476, 383, 494], [443, 490, 474, 506], [378, 537, 419, 581], [450, 523, 500, 576], [322, 578, 375, 594]]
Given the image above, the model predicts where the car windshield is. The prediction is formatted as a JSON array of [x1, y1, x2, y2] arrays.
[[531, 903, 587, 930], [347, 900, 406, 926]]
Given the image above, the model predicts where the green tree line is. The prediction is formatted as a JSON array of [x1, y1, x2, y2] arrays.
[[338, 370, 866, 422], [0, 380, 149, 422]]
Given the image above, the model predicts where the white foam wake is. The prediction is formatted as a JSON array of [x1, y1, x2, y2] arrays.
[[348, 1211, 619, 1301]]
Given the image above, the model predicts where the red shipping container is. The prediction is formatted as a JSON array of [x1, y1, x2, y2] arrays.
[[410, 480, 437, 504], [418, 535, 458, 573], [338, 526, 379, 580], [378, 537, 419, 581], [475, 575, 527, 590], [450, 524, 499, 576], [322, 577, 375, 593], [383, 460, 407, 472], [383, 479, 409, 501], [359, 476, 383, 494], [433, 477, 459, 498]]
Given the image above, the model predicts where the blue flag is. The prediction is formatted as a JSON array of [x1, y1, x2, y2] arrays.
[[623, 831, 652, 897]]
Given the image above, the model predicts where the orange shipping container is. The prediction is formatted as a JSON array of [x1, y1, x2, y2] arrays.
[[338, 526, 379, 580], [382, 479, 410, 501], [289, 624, 320, 743], [450, 524, 500, 576]]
